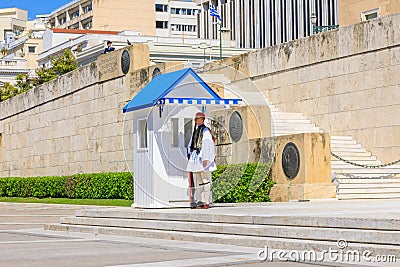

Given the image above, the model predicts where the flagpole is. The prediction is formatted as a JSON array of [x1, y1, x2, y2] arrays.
[[219, 22, 222, 60]]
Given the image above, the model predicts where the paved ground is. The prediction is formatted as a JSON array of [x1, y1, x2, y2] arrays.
[[0, 202, 328, 267], [1, 200, 399, 267]]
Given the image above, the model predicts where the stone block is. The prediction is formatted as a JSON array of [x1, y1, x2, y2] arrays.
[[98, 44, 150, 83], [270, 133, 334, 201]]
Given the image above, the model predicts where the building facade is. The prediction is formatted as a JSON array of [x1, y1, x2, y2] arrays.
[[338, 0, 400, 26], [47, 0, 201, 38], [155, 0, 200, 38], [0, 8, 27, 42], [196, 0, 338, 49], [47, 0, 156, 36]]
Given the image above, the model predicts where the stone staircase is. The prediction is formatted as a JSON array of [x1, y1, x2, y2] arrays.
[[199, 73, 400, 200], [331, 136, 400, 200], [45, 203, 400, 260]]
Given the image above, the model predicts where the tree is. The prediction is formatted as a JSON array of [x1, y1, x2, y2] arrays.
[[35, 66, 58, 85], [51, 49, 78, 75], [35, 49, 78, 85], [0, 82, 18, 102], [1, 47, 8, 57], [15, 73, 33, 93]]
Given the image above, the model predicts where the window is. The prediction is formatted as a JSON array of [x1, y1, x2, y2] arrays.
[[72, 11, 79, 18], [82, 19, 92, 29], [171, 8, 179, 15], [82, 4, 92, 14], [171, 24, 196, 32], [68, 23, 79, 29], [171, 118, 179, 148], [58, 16, 66, 25], [361, 8, 380, 22], [155, 4, 167, 12], [156, 21, 168, 29], [138, 119, 148, 149], [184, 119, 192, 148], [171, 8, 196, 15], [28, 46, 36, 53]]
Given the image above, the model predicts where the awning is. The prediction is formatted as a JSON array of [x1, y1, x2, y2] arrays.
[[123, 68, 241, 113]]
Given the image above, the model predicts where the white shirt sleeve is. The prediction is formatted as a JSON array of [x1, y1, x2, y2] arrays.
[[201, 129, 215, 162]]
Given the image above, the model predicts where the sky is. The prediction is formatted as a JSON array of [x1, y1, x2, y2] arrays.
[[0, 0, 71, 20]]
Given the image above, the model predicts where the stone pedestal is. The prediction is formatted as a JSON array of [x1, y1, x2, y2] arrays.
[[98, 44, 150, 82], [211, 105, 271, 164], [270, 132, 336, 202]]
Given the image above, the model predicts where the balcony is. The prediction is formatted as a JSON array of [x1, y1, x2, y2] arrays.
[[0, 58, 27, 69]]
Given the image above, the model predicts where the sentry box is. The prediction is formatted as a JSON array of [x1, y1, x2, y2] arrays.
[[123, 68, 241, 208]]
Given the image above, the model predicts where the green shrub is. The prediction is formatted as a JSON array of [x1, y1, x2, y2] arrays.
[[212, 163, 273, 203], [0, 164, 272, 203], [0, 172, 133, 200]]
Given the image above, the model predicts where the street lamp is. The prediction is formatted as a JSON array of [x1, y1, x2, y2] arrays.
[[192, 43, 212, 66], [310, 13, 317, 34], [310, 13, 339, 34]]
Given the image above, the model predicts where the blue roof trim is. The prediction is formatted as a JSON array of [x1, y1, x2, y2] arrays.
[[158, 68, 220, 100], [122, 68, 236, 113]]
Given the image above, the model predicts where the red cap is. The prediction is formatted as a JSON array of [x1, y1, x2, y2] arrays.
[[195, 112, 206, 119]]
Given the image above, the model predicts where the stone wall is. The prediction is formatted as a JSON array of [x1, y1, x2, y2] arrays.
[[215, 13, 400, 163], [0, 45, 182, 177]]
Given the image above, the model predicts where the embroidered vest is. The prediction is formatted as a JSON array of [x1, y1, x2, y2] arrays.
[[190, 124, 208, 153]]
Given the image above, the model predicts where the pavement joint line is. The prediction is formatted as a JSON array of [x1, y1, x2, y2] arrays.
[[105, 254, 259, 267], [0, 214, 67, 217], [23, 228, 258, 255], [0, 239, 103, 244], [0, 223, 49, 225]]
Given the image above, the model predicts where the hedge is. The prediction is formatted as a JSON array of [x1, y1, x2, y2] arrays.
[[0, 172, 134, 200], [212, 163, 273, 203], [0, 163, 273, 202]]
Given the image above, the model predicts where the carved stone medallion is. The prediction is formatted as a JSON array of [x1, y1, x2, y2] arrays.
[[282, 142, 300, 179], [229, 111, 243, 143], [121, 50, 130, 74]]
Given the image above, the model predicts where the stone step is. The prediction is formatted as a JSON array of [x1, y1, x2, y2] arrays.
[[331, 144, 364, 149], [45, 224, 400, 257], [331, 136, 353, 141], [333, 168, 400, 174], [331, 151, 372, 157], [273, 131, 323, 136], [273, 121, 316, 126], [274, 129, 323, 134], [271, 112, 307, 120], [337, 193, 400, 200], [331, 147, 367, 153], [338, 178, 400, 184], [271, 119, 312, 124], [331, 161, 383, 167], [338, 188, 400, 194], [332, 164, 400, 170], [331, 155, 378, 161], [273, 126, 321, 131], [339, 183, 400, 189], [57, 216, 400, 246]]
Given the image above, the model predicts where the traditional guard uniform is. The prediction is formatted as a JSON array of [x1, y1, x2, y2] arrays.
[[186, 112, 216, 209]]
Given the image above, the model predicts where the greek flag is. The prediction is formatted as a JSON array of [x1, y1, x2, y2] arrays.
[[209, 5, 222, 21]]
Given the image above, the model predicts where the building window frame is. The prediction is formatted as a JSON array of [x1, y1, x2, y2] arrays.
[[28, 46, 36, 53], [155, 4, 168, 12], [156, 21, 168, 29], [171, 118, 179, 148], [138, 119, 148, 150], [361, 8, 380, 22]]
